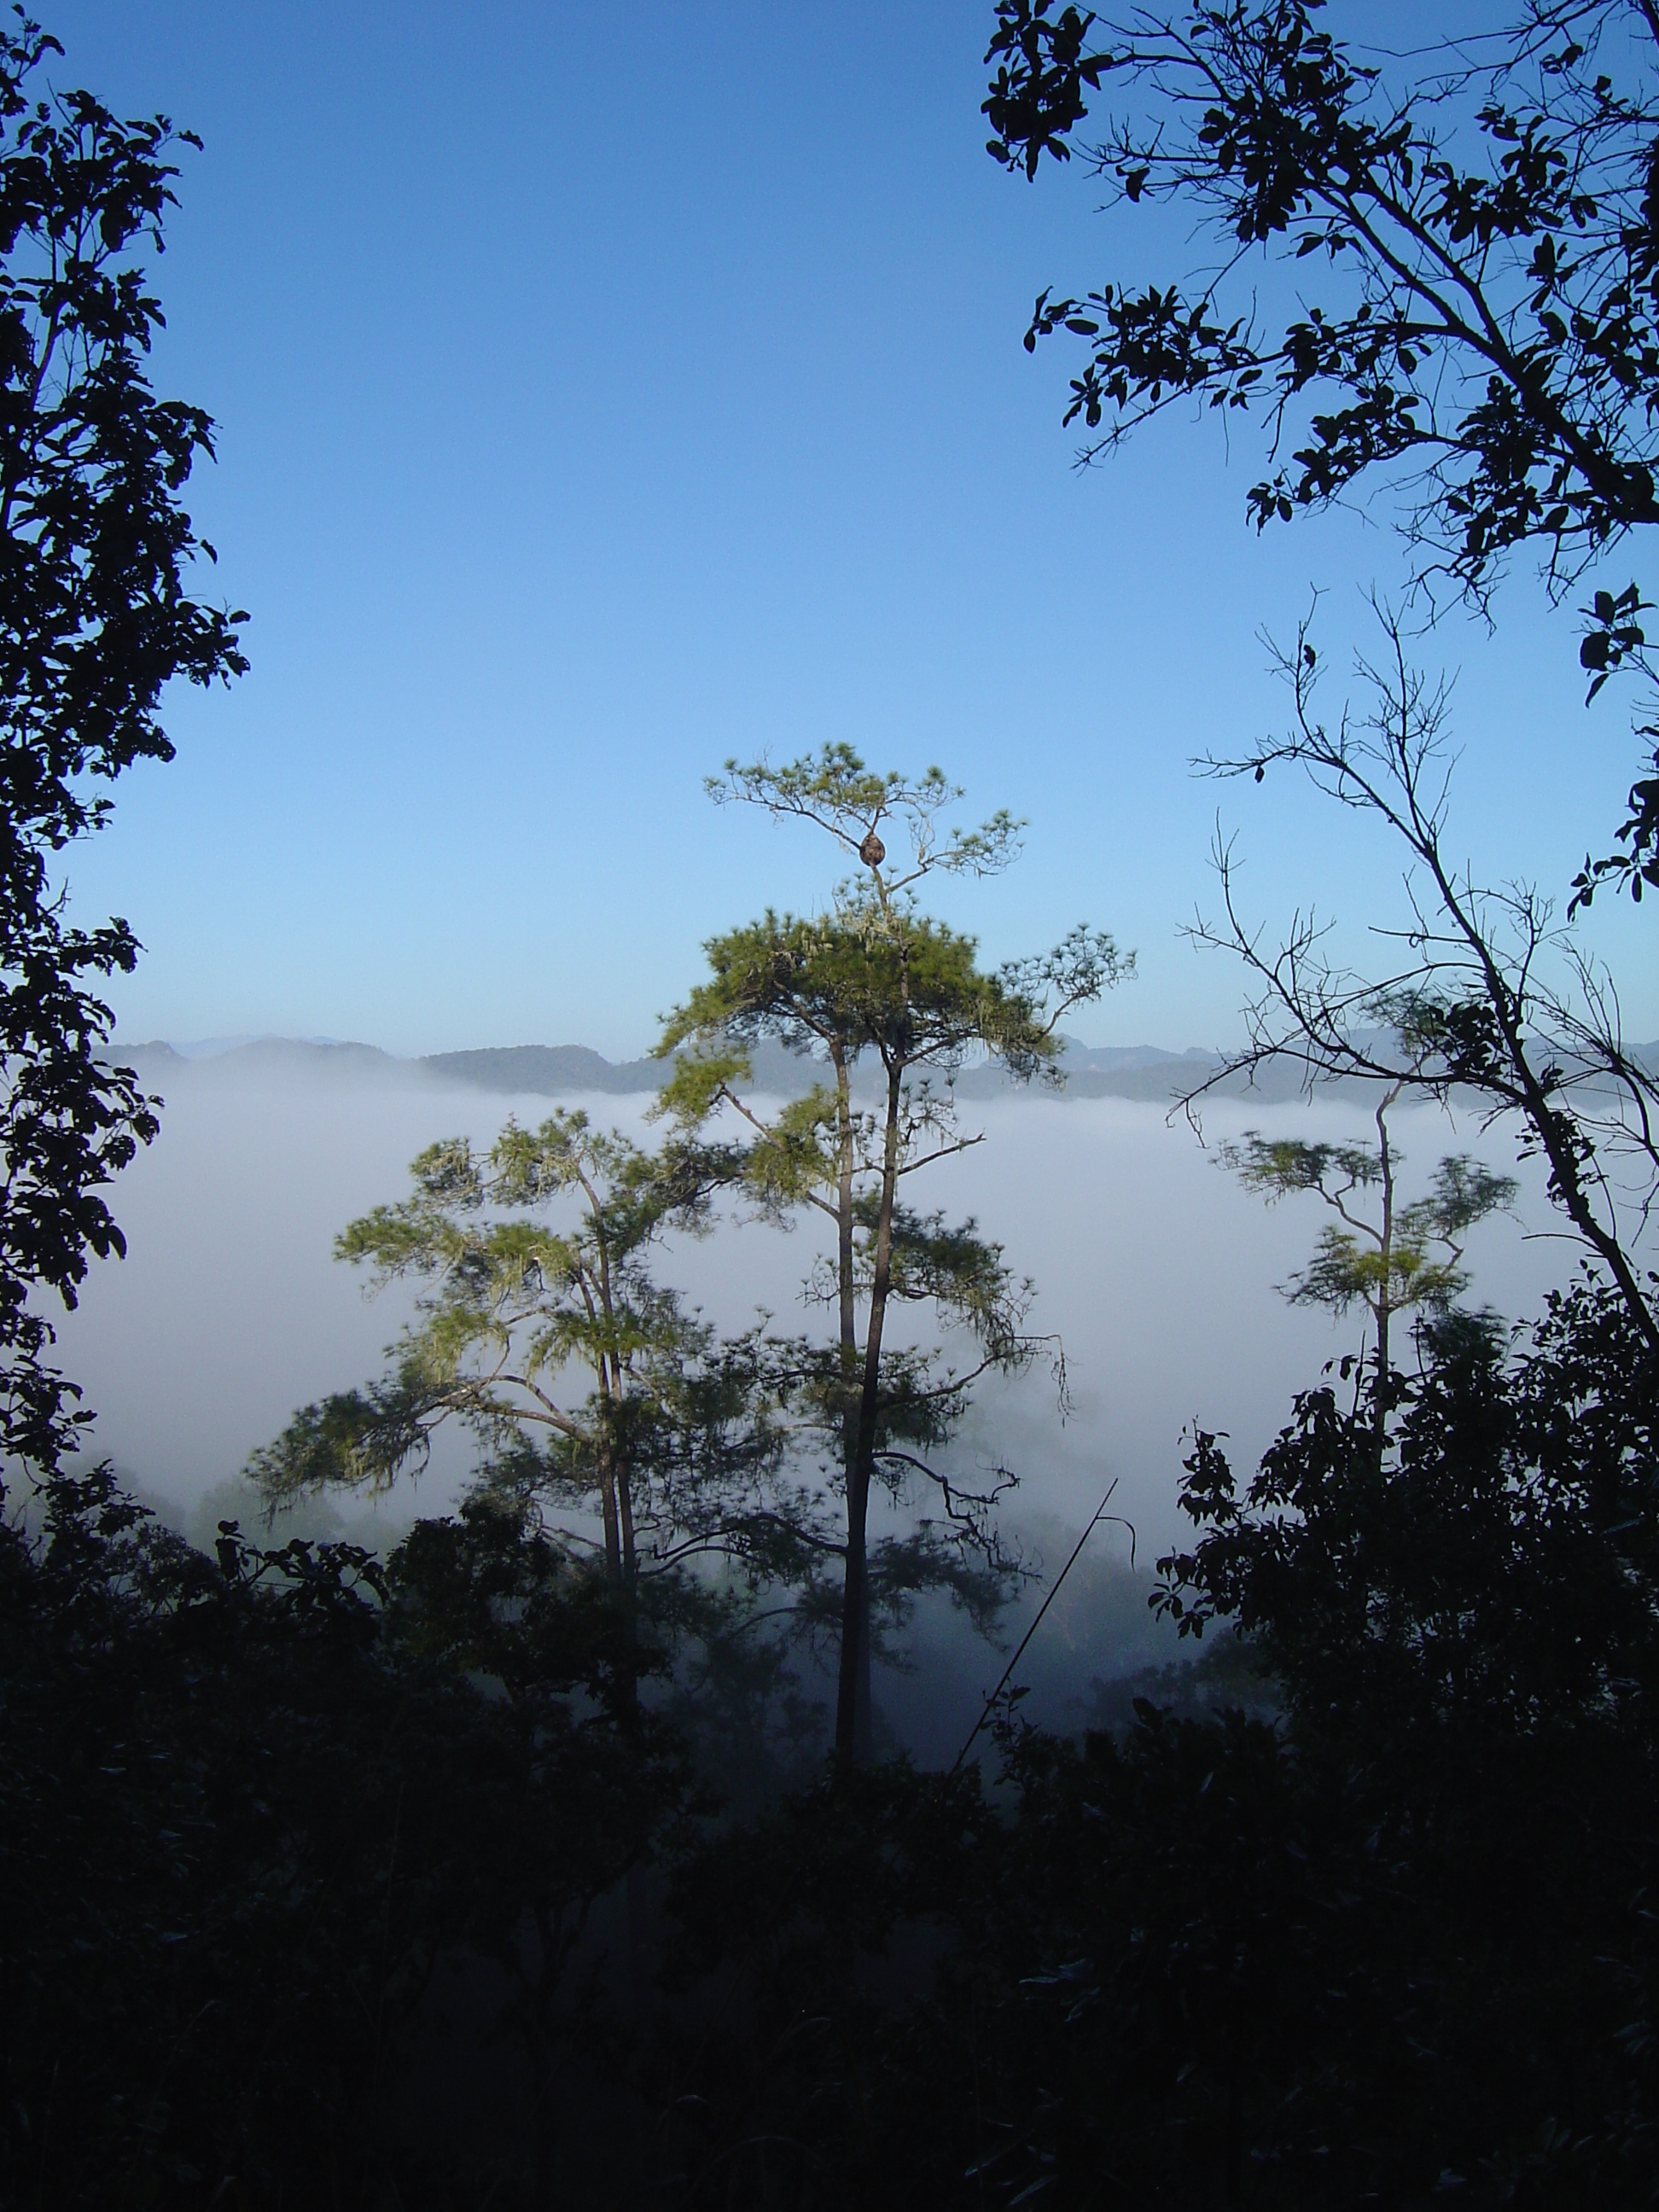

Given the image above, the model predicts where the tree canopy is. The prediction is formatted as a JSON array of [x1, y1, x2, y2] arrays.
[[1221, 1114, 1517, 1399], [248, 1112, 841, 1661]]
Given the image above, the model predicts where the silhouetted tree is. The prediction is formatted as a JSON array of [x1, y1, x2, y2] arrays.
[[0, 18, 245, 1464], [984, 0, 1659, 897]]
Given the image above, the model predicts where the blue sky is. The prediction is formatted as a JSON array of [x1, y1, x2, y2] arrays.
[[49, 0, 1659, 1055]]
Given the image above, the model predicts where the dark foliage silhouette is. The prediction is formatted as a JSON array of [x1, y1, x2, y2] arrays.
[[651, 1284, 1659, 2206], [0, 1469, 691, 2207], [0, 16, 245, 1461], [985, 0, 1659, 899]]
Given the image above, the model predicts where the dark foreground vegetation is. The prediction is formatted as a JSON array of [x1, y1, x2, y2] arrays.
[[6, 1272, 1659, 2207]]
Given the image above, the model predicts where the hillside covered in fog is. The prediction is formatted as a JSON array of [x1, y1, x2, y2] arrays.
[[106, 1029, 1431, 1103]]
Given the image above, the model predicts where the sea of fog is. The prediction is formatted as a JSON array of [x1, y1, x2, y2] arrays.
[[40, 1070, 1589, 1756]]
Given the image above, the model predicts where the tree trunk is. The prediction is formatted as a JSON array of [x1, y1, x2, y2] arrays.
[[835, 1441, 871, 1767], [597, 1459, 622, 1586], [1373, 1095, 1396, 1464], [835, 1044, 855, 1359], [835, 1060, 902, 1764], [832, 1045, 872, 1760], [597, 1398, 649, 2007]]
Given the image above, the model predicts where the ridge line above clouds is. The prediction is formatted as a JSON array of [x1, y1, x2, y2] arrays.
[[98, 1034, 1451, 1106]]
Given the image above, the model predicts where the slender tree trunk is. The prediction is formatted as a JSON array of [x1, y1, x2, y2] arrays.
[[597, 1456, 623, 1586], [1373, 1094, 1396, 1462], [831, 1045, 873, 1757], [593, 1261, 626, 1591], [597, 1396, 650, 2018], [836, 1060, 902, 1764], [617, 1461, 637, 1590], [835, 1442, 870, 1767], [835, 1044, 855, 1358]]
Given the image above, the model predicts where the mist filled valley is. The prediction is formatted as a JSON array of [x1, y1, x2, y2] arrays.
[[55, 1040, 1563, 1761]]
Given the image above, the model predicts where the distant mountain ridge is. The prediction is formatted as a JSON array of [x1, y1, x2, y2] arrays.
[[423, 1043, 660, 1094], [103, 1033, 1469, 1106]]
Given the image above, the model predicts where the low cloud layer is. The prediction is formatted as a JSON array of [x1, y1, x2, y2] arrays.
[[53, 1055, 1569, 1558]]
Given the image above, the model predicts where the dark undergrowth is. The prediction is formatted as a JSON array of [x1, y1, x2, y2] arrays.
[[7, 1280, 1659, 2208]]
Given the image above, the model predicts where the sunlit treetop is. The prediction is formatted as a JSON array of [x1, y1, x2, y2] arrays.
[[709, 743, 1023, 907]]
